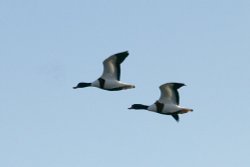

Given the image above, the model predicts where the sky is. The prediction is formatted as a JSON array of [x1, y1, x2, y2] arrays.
[[1, 0, 250, 166]]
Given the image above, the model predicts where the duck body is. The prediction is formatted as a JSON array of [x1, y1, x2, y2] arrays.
[[148, 101, 192, 115], [73, 51, 135, 91], [91, 78, 135, 91]]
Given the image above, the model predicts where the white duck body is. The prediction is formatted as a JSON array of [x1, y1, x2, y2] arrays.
[[91, 79, 135, 91], [147, 102, 191, 115], [148, 103, 179, 114]]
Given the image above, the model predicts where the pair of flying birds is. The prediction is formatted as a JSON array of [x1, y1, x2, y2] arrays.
[[73, 51, 193, 122]]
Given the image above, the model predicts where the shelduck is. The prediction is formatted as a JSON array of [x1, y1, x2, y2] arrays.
[[73, 51, 135, 91], [128, 83, 193, 122]]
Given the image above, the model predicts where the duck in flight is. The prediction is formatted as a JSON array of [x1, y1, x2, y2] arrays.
[[73, 51, 135, 91], [128, 83, 193, 122]]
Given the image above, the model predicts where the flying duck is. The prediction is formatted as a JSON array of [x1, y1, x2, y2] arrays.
[[73, 51, 135, 91], [128, 83, 193, 122]]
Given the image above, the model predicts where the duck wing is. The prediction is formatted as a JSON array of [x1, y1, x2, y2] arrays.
[[158, 83, 185, 105], [171, 113, 179, 122], [101, 51, 129, 80]]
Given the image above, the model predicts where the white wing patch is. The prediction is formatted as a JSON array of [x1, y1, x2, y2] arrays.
[[158, 83, 184, 105], [101, 56, 117, 80]]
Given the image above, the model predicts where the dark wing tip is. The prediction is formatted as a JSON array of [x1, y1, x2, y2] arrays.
[[114, 51, 129, 63], [170, 83, 186, 89], [119, 50, 129, 55], [114, 50, 129, 56], [114, 51, 129, 80], [171, 113, 179, 122]]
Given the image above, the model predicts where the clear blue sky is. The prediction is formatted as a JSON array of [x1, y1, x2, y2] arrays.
[[1, 0, 250, 166]]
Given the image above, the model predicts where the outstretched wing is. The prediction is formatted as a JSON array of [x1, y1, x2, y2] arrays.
[[158, 83, 185, 105], [101, 51, 129, 80]]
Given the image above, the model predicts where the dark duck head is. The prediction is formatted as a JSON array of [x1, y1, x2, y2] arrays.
[[128, 104, 149, 110], [73, 82, 91, 89]]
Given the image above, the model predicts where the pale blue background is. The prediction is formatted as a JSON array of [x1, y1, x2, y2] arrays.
[[1, 0, 250, 167]]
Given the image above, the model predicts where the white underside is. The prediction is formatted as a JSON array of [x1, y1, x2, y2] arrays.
[[148, 103, 186, 114], [91, 79, 135, 89]]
